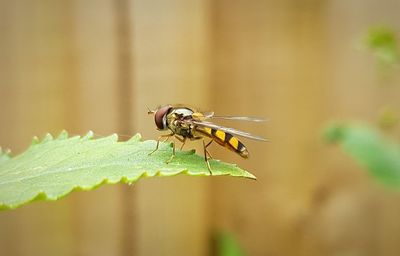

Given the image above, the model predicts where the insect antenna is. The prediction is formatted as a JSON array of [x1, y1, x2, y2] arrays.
[[147, 106, 155, 114]]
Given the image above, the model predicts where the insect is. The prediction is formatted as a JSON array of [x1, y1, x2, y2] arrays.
[[148, 104, 267, 175]]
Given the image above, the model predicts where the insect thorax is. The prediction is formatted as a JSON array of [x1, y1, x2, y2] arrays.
[[166, 107, 195, 138]]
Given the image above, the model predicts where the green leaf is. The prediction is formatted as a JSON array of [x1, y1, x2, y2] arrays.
[[0, 131, 256, 210], [363, 26, 400, 67], [216, 232, 244, 256], [0, 148, 11, 165], [325, 123, 400, 187]]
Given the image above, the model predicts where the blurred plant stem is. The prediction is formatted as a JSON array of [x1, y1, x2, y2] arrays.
[[216, 232, 244, 256]]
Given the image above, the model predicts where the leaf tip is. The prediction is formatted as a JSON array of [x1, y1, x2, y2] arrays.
[[0, 147, 11, 158], [31, 136, 40, 145], [110, 133, 119, 142], [245, 172, 257, 180], [42, 133, 54, 142], [127, 133, 142, 143], [57, 130, 69, 140], [82, 131, 95, 140]]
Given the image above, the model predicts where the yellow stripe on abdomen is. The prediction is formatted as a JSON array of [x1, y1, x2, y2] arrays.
[[214, 130, 226, 142], [203, 127, 212, 135], [225, 132, 249, 158], [198, 127, 249, 158], [228, 136, 239, 150]]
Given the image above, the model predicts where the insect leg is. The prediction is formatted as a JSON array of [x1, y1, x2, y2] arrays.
[[148, 133, 174, 156], [205, 140, 213, 159], [165, 140, 176, 164], [174, 135, 187, 150], [203, 139, 213, 175], [162, 135, 171, 143]]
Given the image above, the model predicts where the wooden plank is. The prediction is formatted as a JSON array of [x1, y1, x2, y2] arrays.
[[69, 0, 124, 255], [131, 0, 211, 255], [317, 1, 400, 256], [210, 0, 328, 255], [0, 0, 77, 255], [211, 0, 400, 255], [0, 0, 125, 255]]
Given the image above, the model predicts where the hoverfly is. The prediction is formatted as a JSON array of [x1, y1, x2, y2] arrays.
[[148, 105, 267, 175]]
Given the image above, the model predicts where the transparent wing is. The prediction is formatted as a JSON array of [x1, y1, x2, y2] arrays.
[[209, 116, 266, 122], [201, 112, 266, 122], [192, 120, 268, 142]]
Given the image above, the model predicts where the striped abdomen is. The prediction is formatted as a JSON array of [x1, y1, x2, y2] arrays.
[[197, 127, 249, 158]]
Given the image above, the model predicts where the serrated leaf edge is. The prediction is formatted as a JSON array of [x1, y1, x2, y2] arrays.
[[0, 147, 11, 157], [0, 131, 257, 210], [0, 167, 256, 210]]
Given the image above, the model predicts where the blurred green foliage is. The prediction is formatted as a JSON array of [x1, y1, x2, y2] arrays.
[[216, 232, 244, 256], [378, 106, 399, 130], [328, 26, 400, 188], [363, 26, 400, 68], [325, 123, 400, 187]]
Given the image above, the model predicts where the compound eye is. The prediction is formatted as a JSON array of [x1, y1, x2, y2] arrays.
[[154, 106, 171, 130]]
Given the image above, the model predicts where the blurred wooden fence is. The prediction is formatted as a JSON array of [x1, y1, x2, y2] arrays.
[[1, 0, 400, 255]]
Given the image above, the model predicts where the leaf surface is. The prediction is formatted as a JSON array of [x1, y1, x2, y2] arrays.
[[325, 123, 400, 187], [0, 131, 255, 210]]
